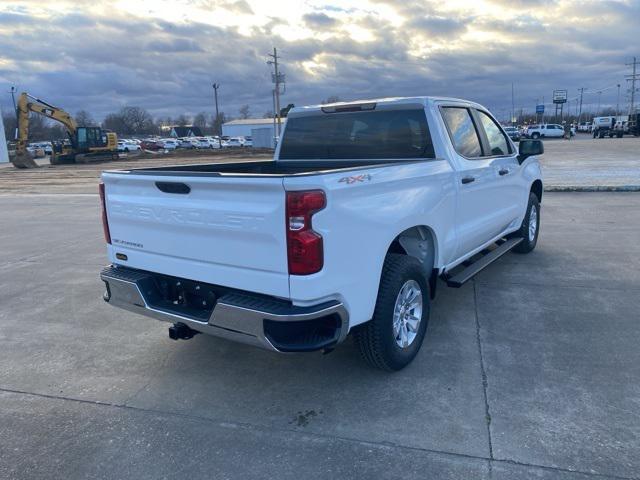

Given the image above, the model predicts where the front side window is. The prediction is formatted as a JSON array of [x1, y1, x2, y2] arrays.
[[477, 111, 510, 156], [441, 107, 482, 157], [279, 108, 434, 160]]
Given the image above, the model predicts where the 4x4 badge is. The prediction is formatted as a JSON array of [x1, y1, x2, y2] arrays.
[[339, 174, 372, 184]]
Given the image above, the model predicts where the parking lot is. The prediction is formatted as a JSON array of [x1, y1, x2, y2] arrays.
[[1, 138, 640, 479]]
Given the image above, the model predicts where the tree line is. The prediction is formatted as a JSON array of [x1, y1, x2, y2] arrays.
[[2, 103, 260, 142]]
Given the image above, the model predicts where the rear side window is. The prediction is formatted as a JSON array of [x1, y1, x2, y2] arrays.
[[278, 109, 434, 160], [441, 107, 482, 157], [477, 111, 510, 156]]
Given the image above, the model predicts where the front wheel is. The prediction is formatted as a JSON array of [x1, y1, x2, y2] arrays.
[[354, 254, 430, 371], [511, 193, 540, 254], [531, 132, 540, 139]]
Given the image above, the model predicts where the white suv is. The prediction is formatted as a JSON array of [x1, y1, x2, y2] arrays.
[[526, 124, 564, 139]]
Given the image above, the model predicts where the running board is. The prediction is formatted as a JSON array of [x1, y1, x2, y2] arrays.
[[444, 237, 523, 288]]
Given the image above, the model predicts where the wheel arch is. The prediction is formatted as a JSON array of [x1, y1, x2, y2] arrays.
[[385, 225, 439, 298], [531, 179, 543, 203]]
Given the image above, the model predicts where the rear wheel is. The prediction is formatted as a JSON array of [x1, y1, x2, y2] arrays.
[[354, 254, 430, 371]]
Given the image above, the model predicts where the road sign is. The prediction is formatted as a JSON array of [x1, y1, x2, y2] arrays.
[[536, 104, 545, 113], [553, 90, 568, 104]]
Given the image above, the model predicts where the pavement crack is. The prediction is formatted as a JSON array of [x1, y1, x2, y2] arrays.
[[1, 387, 638, 480], [121, 349, 173, 406], [473, 278, 494, 462]]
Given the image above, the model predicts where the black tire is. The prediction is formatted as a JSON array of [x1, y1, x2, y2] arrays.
[[354, 254, 430, 371], [512, 193, 540, 254], [531, 132, 540, 139]]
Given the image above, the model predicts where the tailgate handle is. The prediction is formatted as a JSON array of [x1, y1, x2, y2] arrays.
[[155, 182, 191, 194]]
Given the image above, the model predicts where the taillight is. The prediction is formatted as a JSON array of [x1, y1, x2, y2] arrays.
[[99, 182, 111, 244], [286, 190, 326, 275]]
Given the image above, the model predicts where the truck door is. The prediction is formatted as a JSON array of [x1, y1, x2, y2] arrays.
[[473, 108, 522, 235], [440, 106, 517, 259]]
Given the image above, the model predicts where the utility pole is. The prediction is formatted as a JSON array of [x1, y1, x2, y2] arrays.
[[9, 86, 17, 112], [626, 57, 639, 115], [511, 83, 515, 126], [596, 91, 602, 117], [212, 83, 220, 135], [578, 87, 584, 124], [616, 84, 621, 118], [267, 47, 284, 137]]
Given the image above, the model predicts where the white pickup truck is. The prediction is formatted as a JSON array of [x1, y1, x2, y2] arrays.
[[99, 97, 543, 370]]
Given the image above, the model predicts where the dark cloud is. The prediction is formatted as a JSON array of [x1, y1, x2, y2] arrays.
[[0, 0, 636, 122], [302, 12, 338, 29], [408, 16, 469, 37]]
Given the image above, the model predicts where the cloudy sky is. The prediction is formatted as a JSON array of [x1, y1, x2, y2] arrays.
[[0, 0, 638, 122]]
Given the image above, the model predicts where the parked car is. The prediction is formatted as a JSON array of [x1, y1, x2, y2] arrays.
[[577, 122, 592, 133], [178, 138, 197, 149], [503, 126, 520, 141], [193, 137, 219, 149], [242, 136, 253, 147], [99, 96, 543, 371], [140, 140, 164, 151], [227, 137, 243, 147], [610, 120, 627, 138], [205, 136, 222, 149], [161, 139, 179, 150], [592, 116, 617, 138], [525, 124, 564, 139], [117, 140, 141, 152], [27, 143, 45, 158]]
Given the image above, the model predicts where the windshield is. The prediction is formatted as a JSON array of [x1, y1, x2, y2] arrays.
[[279, 108, 434, 160]]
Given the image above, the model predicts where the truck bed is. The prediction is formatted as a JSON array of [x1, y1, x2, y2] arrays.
[[108, 160, 411, 177]]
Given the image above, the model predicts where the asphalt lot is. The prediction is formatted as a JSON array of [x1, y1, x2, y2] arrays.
[[1, 192, 639, 479]]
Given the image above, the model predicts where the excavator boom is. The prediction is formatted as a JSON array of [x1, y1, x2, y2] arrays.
[[12, 93, 79, 168], [10, 92, 117, 169]]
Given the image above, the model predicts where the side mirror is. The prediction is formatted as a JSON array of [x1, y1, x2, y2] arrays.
[[517, 139, 543, 164]]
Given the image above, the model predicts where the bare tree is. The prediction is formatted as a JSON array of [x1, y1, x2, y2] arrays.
[[102, 113, 126, 133], [101, 106, 155, 135], [239, 104, 251, 119], [210, 112, 226, 135], [193, 112, 208, 130], [121, 106, 155, 134], [263, 110, 274, 119], [176, 114, 189, 127], [74, 110, 95, 127]]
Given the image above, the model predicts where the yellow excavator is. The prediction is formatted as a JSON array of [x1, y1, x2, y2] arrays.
[[11, 92, 119, 168]]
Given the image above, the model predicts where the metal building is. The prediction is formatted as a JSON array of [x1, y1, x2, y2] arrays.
[[222, 118, 279, 138]]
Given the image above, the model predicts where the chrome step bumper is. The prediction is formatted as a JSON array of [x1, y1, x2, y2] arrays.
[[100, 265, 349, 352]]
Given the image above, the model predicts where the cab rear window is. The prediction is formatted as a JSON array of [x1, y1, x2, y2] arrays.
[[279, 109, 434, 160]]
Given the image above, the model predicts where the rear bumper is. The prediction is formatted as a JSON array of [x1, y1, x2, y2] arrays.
[[100, 265, 349, 352]]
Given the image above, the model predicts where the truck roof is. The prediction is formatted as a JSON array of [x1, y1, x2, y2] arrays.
[[289, 96, 486, 117]]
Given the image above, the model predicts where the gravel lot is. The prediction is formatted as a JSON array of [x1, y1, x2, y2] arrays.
[[1, 136, 638, 193], [0, 190, 639, 479]]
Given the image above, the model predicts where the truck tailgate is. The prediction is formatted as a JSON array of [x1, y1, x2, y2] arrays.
[[102, 172, 289, 298]]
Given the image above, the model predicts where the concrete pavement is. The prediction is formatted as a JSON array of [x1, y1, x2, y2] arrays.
[[0, 193, 639, 479]]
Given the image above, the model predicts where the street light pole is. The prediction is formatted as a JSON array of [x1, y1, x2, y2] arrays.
[[616, 84, 621, 118], [212, 83, 220, 135]]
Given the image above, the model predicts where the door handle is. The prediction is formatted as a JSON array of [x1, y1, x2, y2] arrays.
[[498, 169, 509, 176], [461, 176, 475, 184]]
